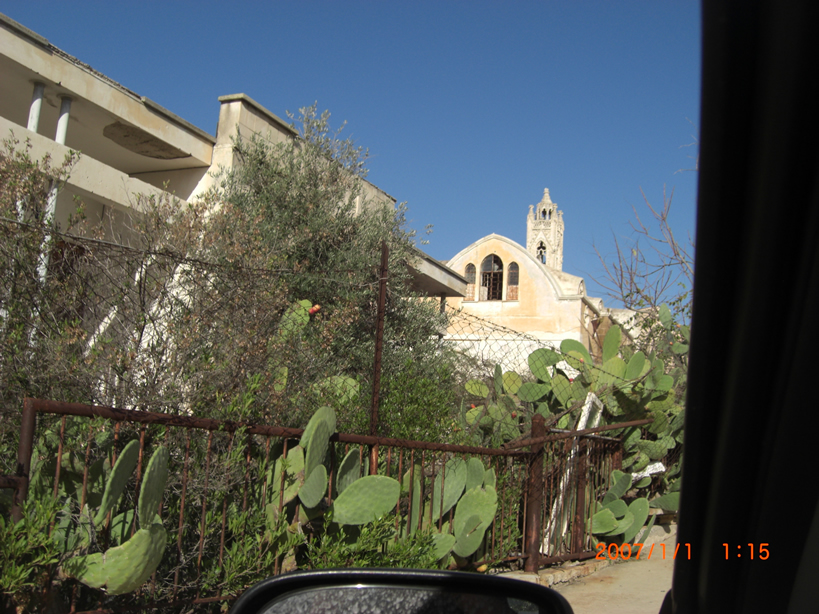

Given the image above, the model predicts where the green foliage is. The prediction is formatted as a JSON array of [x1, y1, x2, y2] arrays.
[[378, 359, 458, 442], [0, 498, 60, 605], [1, 108, 459, 457], [306, 515, 439, 570]]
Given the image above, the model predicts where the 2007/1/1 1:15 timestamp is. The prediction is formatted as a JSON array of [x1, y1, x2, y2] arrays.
[[723, 543, 770, 559], [595, 542, 691, 560]]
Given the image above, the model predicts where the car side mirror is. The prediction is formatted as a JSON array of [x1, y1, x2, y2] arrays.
[[230, 569, 574, 614]]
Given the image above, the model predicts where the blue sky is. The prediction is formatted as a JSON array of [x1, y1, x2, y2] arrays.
[[4, 1, 701, 302]]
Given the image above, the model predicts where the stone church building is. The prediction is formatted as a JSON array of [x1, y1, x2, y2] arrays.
[[446, 189, 624, 369]]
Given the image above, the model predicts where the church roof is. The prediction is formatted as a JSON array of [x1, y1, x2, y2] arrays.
[[447, 233, 586, 299]]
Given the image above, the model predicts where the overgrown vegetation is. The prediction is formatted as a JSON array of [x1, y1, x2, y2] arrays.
[[5, 404, 513, 611], [0, 105, 459, 467], [459, 320, 684, 508], [2, 110, 690, 609]]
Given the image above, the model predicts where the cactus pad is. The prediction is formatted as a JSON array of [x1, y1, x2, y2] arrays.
[[62, 522, 167, 595], [465, 458, 485, 492], [304, 419, 332, 480], [269, 449, 305, 506], [453, 486, 497, 538], [299, 464, 327, 509], [602, 498, 628, 518], [517, 382, 551, 403], [603, 510, 635, 537], [94, 439, 139, 527], [432, 533, 456, 560], [138, 446, 169, 529], [591, 508, 617, 534], [602, 472, 631, 504], [625, 351, 647, 380], [453, 514, 485, 557], [431, 458, 466, 522], [109, 509, 135, 546], [300, 406, 336, 452], [598, 356, 626, 390], [502, 371, 522, 395], [552, 374, 573, 408], [336, 448, 362, 494], [311, 376, 359, 405], [560, 339, 592, 366], [601, 325, 622, 363], [649, 491, 680, 511], [528, 348, 560, 382], [633, 439, 668, 461], [465, 379, 489, 398], [622, 498, 650, 543], [277, 300, 312, 341], [408, 473, 421, 535], [331, 475, 400, 525]]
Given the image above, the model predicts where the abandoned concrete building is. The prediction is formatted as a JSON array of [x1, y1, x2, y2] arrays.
[[0, 13, 465, 302]]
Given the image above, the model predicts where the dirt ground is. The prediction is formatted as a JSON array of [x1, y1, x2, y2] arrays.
[[552, 552, 674, 614]]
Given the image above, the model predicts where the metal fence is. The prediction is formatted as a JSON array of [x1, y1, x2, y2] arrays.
[[3, 398, 645, 613]]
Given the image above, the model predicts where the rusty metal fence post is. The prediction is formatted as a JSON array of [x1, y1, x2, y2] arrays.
[[524, 414, 545, 572], [11, 399, 37, 522], [572, 438, 588, 554]]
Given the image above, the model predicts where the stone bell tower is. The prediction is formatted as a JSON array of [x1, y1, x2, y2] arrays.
[[526, 188, 564, 270]]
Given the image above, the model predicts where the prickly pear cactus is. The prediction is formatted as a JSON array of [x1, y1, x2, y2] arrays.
[[464, 458, 485, 492], [62, 445, 169, 595], [299, 464, 327, 509], [93, 440, 139, 527], [303, 409, 334, 479], [300, 406, 336, 453], [449, 485, 497, 558], [277, 299, 312, 341], [268, 446, 305, 506], [62, 522, 167, 595], [331, 475, 400, 525], [431, 458, 466, 522], [622, 498, 650, 543], [138, 446, 169, 528], [453, 514, 485, 557], [432, 533, 456, 560], [336, 448, 362, 495]]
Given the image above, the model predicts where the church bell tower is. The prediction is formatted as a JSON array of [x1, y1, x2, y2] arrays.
[[526, 188, 564, 270]]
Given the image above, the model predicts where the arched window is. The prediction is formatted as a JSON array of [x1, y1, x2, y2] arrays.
[[541, 208, 548, 220], [480, 255, 503, 300], [465, 264, 476, 301], [507, 262, 519, 300], [537, 241, 547, 264]]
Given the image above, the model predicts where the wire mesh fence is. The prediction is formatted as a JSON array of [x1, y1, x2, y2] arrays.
[[442, 305, 558, 377]]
